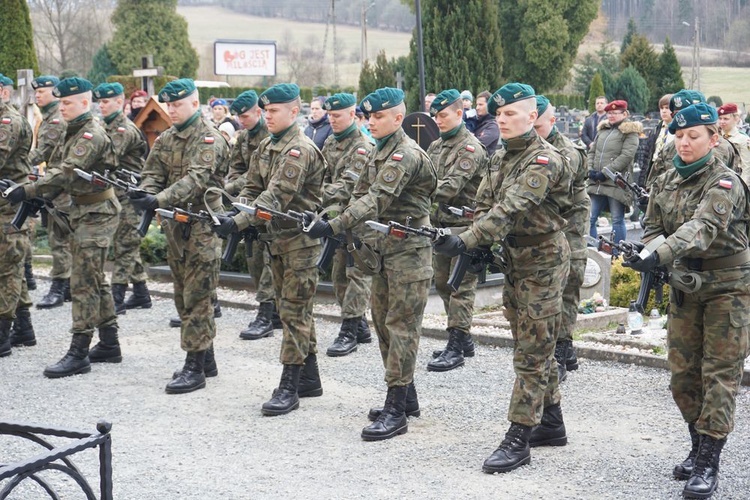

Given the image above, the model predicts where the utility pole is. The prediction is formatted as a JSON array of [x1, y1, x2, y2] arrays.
[[360, 1, 375, 68], [694, 16, 701, 91], [415, 0, 426, 112]]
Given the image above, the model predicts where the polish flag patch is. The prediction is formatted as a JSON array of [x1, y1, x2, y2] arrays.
[[465, 145, 475, 153], [1, 118, 11, 124], [52, 119, 60, 124], [82, 132, 93, 140], [289, 149, 301, 158], [204, 136, 215, 144], [117, 127, 126, 133], [536, 156, 549, 165], [357, 148, 367, 155], [719, 179, 733, 189], [392, 153, 404, 161]]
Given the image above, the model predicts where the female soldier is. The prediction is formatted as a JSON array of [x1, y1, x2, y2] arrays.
[[625, 103, 750, 499]]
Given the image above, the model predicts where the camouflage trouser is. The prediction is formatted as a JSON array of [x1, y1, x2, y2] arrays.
[[270, 245, 319, 365], [503, 234, 570, 427], [23, 217, 35, 265], [111, 198, 147, 285], [332, 248, 372, 319], [48, 212, 72, 279], [433, 251, 478, 334], [371, 246, 432, 387], [246, 239, 274, 304], [164, 221, 220, 352], [558, 232, 587, 342], [668, 268, 750, 440], [0, 224, 30, 319], [70, 213, 118, 336]]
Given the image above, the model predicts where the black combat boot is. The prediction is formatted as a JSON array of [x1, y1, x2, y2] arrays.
[[563, 339, 579, 371], [0, 318, 13, 357], [326, 317, 360, 357], [357, 316, 372, 344], [213, 297, 222, 318], [674, 423, 700, 480], [124, 281, 152, 310], [271, 306, 282, 329], [683, 434, 725, 499], [555, 341, 568, 383], [63, 278, 71, 302], [10, 306, 36, 347], [25, 262, 36, 290], [170, 301, 222, 328], [111, 283, 127, 316], [261, 365, 301, 416], [482, 423, 533, 474], [165, 351, 207, 394], [36, 278, 66, 309], [173, 344, 218, 379], [432, 329, 475, 358], [427, 328, 467, 372], [298, 353, 323, 397], [239, 301, 276, 340], [89, 325, 122, 363], [529, 403, 568, 447], [368, 382, 420, 421], [43, 334, 92, 378], [362, 385, 409, 441]]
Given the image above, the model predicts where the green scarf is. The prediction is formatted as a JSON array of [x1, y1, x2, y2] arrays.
[[333, 122, 358, 141], [247, 116, 265, 138], [69, 111, 92, 125], [103, 110, 122, 125], [270, 123, 296, 144], [440, 122, 464, 141], [673, 150, 713, 179], [375, 131, 396, 151], [175, 111, 201, 132], [503, 129, 535, 152], [41, 101, 59, 115]]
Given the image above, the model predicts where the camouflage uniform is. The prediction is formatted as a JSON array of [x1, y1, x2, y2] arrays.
[[459, 131, 571, 426], [722, 129, 750, 184], [643, 154, 750, 440], [321, 124, 373, 320], [647, 138, 739, 186], [31, 101, 71, 281], [330, 127, 437, 386], [104, 111, 148, 285], [140, 114, 228, 352], [427, 124, 487, 333], [25, 112, 120, 336], [234, 126, 324, 365], [0, 101, 33, 320]]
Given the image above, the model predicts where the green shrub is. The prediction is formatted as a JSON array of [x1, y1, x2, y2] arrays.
[[139, 224, 167, 265], [609, 259, 669, 314]]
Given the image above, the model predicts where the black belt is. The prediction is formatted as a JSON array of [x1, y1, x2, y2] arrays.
[[505, 231, 559, 248], [683, 249, 750, 272]]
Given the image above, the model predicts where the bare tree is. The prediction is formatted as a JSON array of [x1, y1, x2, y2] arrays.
[[284, 33, 329, 87]]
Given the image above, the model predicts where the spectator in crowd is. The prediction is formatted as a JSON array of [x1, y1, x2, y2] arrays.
[[305, 96, 333, 149], [355, 106, 373, 142], [218, 121, 237, 146], [581, 96, 608, 148], [424, 92, 436, 113], [210, 98, 239, 131], [128, 90, 148, 121], [718, 103, 750, 181], [461, 90, 477, 132], [640, 94, 674, 186], [473, 90, 499, 156]]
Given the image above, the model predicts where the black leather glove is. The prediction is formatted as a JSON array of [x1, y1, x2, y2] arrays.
[[306, 218, 333, 239], [433, 235, 466, 257], [622, 251, 659, 273], [128, 191, 159, 211], [587, 170, 597, 181], [212, 215, 238, 237], [4, 184, 26, 204], [594, 171, 606, 182]]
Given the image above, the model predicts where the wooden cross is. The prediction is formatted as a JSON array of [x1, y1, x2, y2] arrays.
[[411, 115, 427, 144]]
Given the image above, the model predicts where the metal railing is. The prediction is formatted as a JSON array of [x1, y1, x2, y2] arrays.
[[0, 420, 113, 500]]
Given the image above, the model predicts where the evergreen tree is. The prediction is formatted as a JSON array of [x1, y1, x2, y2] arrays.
[[573, 43, 619, 98], [613, 66, 649, 114], [588, 72, 605, 113], [88, 45, 118, 86], [0, 0, 38, 77], [620, 18, 638, 53], [358, 51, 403, 99], [655, 37, 685, 99], [358, 60, 378, 99], [108, 0, 198, 79], [620, 34, 659, 109], [372, 51, 396, 88]]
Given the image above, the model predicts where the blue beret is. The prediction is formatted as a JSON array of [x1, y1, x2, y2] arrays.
[[31, 75, 60, 90], [230, 90, 259, 115], [211, 98, 227, 108], [158, 78, 196, 103], [258, 83, 300, 109], [536, 95, 551, 116], [669, 90, 706, 113], [52, 77, 93, 98], [669, 103, 718, 134], [0, 74, 14, 88], [93, 82, 124, 100], [324, 93, 356, 111], [429, 89, 460, 116], [488, 83, 536, 116], [359, 87, 404, 117]]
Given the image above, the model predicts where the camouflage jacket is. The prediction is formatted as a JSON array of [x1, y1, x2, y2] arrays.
[[547, 127, 590, 237], [104, 112, 147, 200], [329, 127, 437, 256], [460, 130, 570, 250], [648, 136, 739, 186], [140, 113, 229, 213], [235, 125, 325, 255], [29, 101, 65, 166], [225, 119, 269, 196], [724, 129, 750, 185], [644, 154, 750, 266], [321, 124, 372, 209], [426, 123, 487, 228], [0, 101, 32, 217]]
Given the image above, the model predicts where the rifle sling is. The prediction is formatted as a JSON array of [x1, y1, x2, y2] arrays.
[[505, 231, 559, 248], [71, 187, 114, 205]]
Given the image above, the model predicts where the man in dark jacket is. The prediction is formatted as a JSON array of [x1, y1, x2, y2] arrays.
[[473, 91, 500, 156], [581, 96, 607, 148], [304, 96, 332, 149]]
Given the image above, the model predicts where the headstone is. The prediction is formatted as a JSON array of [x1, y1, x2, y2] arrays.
[[580, 248, 611, 302]]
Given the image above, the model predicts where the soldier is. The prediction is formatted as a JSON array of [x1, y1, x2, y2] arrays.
[[0, 76, 35, 356], [213, 83, 325, 416], [93, 82, 151, 315], [717, 103, 750, 182], [533, 96, 590, 382], [304, 87, 437, 441], [4, 77, 122, 378], [130, 79, 228, 394], [626, 103, 750, 499], [424, 89, 486, 372], [30, 75, 72, 310], [434, 83, 571, 472], [222, 90, 281, 341], [319, 92, 373, 357]]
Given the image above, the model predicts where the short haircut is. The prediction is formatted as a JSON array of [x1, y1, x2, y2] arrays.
[[595, 96, 607, 102], [425, 92, 436, 98], [659, 94, 673, 108], [477, 91, 491, 101]]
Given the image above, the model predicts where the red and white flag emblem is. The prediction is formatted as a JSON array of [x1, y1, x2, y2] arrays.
[[719, 179, 733, 189], [536, 156, 549, 165], [392, 153, 403, 161], [289, 149, 301, 158], [204, 136, 215, 144], [82, 132, 93, 140], [465, 145, 475, 152], [357, 148, 367, 155]]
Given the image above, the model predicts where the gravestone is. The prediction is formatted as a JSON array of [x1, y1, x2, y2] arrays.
[[580, 248, 612, 302]]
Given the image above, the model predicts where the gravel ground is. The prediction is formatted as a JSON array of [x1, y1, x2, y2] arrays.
[[1, 287, 749, 499]]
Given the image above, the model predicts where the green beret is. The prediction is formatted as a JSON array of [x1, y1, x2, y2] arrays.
[[52, 77, 93, 98], [0, 74, 13, 88], [258, 83, 300, 109], [93, 82, 124, 100], [669, 90, 706, 113], [487, 83, 535, 116], [669, 103, 717, 134], [230, 90, 259, 115], [31, 75, 60, 90], [324, 93, 356, 111], [359, 87, 404, 117], [429, 89, 460, 116], [536, 95, 551, 116], [158, 78, 196, 103]]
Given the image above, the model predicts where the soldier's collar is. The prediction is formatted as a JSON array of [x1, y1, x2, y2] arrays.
[[66, 111, 92, 133], [374, 127, 403, 152], [505, 129, 536, 152], [269, 123, 296, 144], [246, 116, 265, 139], [439, 122, 464, 142], [41, 100, 59, 115], [333, 122, 358, 142], [103, 110, 122, 125]]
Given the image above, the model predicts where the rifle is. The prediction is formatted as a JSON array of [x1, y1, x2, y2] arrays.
[[364, 217, 451, 243], [231, 202, 309, 231], [155, 205, 217, 241], [317, 233, 357, 271], [73, 168, 153, 236], [447, 246, 500, 292], [28, 168, 50, 226], [444, 204, 475, 220], [113, 168, 142, 184], [0, 178, 49, 230], [221, 226, 259, 265], [602, 167, 649, 209]]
